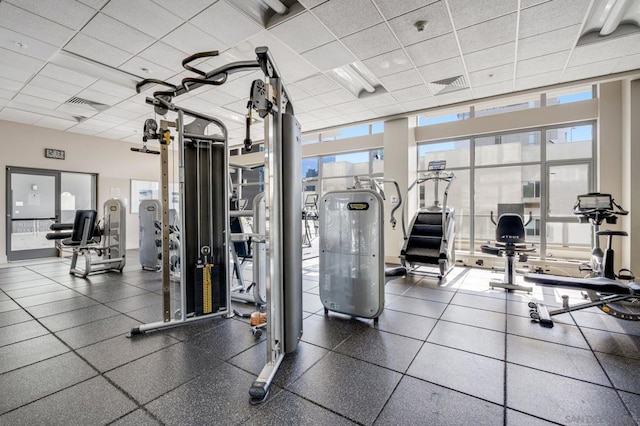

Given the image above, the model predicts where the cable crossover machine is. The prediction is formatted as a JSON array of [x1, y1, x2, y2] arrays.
[[127, 47, 302, 404]]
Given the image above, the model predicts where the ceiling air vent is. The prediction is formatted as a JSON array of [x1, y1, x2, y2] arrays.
[[65, 96, 109, 112], [429, 75, 468, 96]]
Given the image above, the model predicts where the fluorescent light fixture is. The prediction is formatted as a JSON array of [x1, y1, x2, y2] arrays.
[[578, 0, 640, 45], [327, 63, 381, 98], [50, 50, 143, 89], [261, 0, 288, 14], [227, 0, 303, 27]]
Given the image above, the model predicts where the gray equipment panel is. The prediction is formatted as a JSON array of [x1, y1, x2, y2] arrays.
[[319, 189, 385, 319], [139, 199, 161, 270]]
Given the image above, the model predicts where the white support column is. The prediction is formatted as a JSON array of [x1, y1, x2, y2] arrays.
[[383, 117, 416, 264], [621, 79, 640, 274]]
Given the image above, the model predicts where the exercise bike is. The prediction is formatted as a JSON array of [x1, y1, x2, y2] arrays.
[[525, 193, 638, 327]]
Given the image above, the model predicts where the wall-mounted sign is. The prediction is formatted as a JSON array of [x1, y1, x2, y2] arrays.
[[44, 148, 65, 160]]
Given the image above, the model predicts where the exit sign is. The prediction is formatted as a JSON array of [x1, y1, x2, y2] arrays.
[[44, 148, 65, 160]]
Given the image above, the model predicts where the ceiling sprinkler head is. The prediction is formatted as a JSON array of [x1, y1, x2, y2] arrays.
[[414, 20, 428, 32]]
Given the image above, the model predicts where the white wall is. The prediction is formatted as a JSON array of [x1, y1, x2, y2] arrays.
[[0, 120, 160, 263]]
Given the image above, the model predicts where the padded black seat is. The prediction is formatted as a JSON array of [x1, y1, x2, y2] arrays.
[[62, 210, 98, 246]]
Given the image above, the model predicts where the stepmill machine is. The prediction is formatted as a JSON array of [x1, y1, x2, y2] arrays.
[[401, 160, 456, 279], [128, 47, 302, 404]]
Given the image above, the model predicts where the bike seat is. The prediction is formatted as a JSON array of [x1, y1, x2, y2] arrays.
[[596, 230, 628, 237]]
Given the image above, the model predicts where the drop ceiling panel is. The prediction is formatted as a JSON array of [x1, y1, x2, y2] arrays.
[[379, 69, 423, 92], [0, 107, 42, 124], [457, 13, 517, 54], [341, 23, 400, 61], [401, 96, 438, 112], [469, 63, 513, 87], [417, 57, 465, 85], [5, 0, 96, 30], [315, 88, 356, 105], [162, 23, 228, 56], [31, 75, 84, 96], [311, 106, 342, 120], [373, 0, 437, 20], [150, 0, 213, 20], [21, 85, 70, 103], [344, 109, 377, 123], [269, 12, 334, 54], [434, 88, 473, 105], [612, 52, 640, 74], [561, 60, 616, 82], [286, 84, 311, 101], [119, 56, 175, 81], [0, 77, 23, 91], [115, 99, 153, 114], [0, 3, 75, 47], [101, 106, 142, 120], [190, 1, 263, 47], [517, 25, 581, 61], [312, 0, 382, 38], [514, 70, 561, 91], [518, 0, 589, 39], [465, 42, 514, 72], [405, 33, 460, 67], [387, 2, 452, 46], [102, 0, 183, 39], [359, 92, 397, 109], [448, 0, 517, 29], [0, 63, 40, 83], [89, 80, 136, 100], [34, 116, 77, 130], [12, 93, 61, 110], [362, 49, 413, 78], [333, 100, 369, 114], [40, 64, 98, 87], [77, 88, 128, 105], [373, 103, 405, 116], [302, 41, 355, 71], [298, 0, 327, 10], [81, 13, 155, 54], [295, 74, 340, 95], [78, 0, 106, 8], [390, 84, 430, 103], [202, 89, 240, 108], [0, 28, 58, 62], [64, 33, 133, 67], [568, 34, 640, 68], [295, 97, 327, 112], [472, 80, 514, 99], [517, 51, 569, 78], [0, 89, 18, 100]]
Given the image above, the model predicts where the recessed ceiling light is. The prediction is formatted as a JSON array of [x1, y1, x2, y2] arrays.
[[14, 41, 28, 49]]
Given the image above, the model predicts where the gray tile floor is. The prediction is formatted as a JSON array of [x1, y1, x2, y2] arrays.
[[1, 252, 639, 425]]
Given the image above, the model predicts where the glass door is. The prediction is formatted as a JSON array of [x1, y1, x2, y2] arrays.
[[6, 167, 60, 260]]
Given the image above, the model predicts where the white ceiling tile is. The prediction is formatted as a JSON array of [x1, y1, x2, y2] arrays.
[[0, 77, 23, 91], [312, 0, 382, 38], [119, 56, 176, 82], [39, 63, 98, 87], [390, 84, 430, 103], [0, 28, 56, 62], [373, 0, 437, 20], [472, 80, 513, 99], [517, 51, 570, 78], [115, 99, 153, 114], [191, 1, 262, 47], [64, 33, 133, 67], [56, 102, 99, 118], [0, 63, 40, 83], [216, 70, 263, 98], [11, 93, 60, 110], [285, 84, 311, 101], [77, 88, 127, 106], [201, 89, 240, 108], [334, 100, 369, 114], [151, 0, 213, 20], [0, 89, 18, 100], [517, 25, 581, 61], [341, 23, 400, 61], [77, 0, 107, 8], [448, 0, 517, 29], [612, 52, 640, 74], [0, 3, 74, 47], [568, 34, 640, 68], [295, 74, 340, 95], [0, 107, 42, 124], [21, 85, 70, 103], [405, 33, 459, 67], [302, 41, 355, 72], [417, 57, 465, 84], [514, 70, 561, 91], [94, 127, 134, 140], [34, 116, 77, 130], [298, 0, 328, 10], [295, 97, 327, 112], [401, 96, 438, 112], [29, 74, 85, 96], [311, 106, 342, 120], [359, 92, 397, 109], [457, 13, 517, 54], [100, 106, 142, 120], [362, 49, 413, 78], [218, 98, 248, 114], [434, 88, 473, 105], [162, 23, 228, 56], [561, 60, 616, 82], [373, 103, 406, 116], [88, 80, 135, 100], [315, 88, 357, 105], [82, 13, 155, 54], [270, 12, 335, 53], [519, 0, 589, 39], [388, 2, 452, 46], [6, 0, 95, 30], [465, 42, 514, 72], [469, 63, 513, 87], [379, 69, 423, 92], [521, 0, 548, 7], [91, 112, 128, 125], [102, 0, 183, 39]]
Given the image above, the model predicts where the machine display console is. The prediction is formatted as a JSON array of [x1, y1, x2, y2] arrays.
[[428, 160, 446, 171], [577, 193, 612, 210]]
